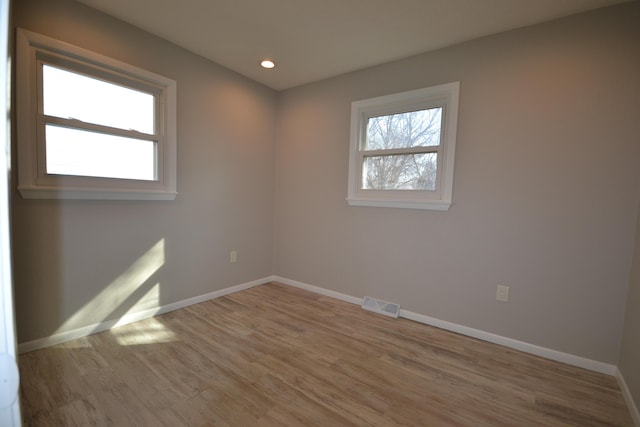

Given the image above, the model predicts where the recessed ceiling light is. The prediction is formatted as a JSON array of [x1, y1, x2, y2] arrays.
[[260, 59, 276, 69]]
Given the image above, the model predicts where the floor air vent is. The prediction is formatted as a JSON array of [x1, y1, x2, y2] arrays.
[[361, 296, 400, 318]]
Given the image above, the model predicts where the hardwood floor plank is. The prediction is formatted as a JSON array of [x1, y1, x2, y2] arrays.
[[19, 282, 633, 426]]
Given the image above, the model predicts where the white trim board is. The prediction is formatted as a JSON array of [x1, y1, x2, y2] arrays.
[[274, 276, 616, 376], [275, 276, 362, 306], [616, 369, 640, 426], [18, 276, 272, 354]]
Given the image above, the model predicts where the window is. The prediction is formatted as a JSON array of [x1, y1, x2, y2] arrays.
[[16, 29, 177, 200], [347, 82, 460, 210]]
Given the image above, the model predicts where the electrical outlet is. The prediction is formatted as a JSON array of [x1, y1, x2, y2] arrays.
[[230, 250, 237, 263], [496, 285, 510, 302]]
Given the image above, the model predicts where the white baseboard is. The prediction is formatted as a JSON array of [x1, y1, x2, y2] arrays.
[[275, 276, 363, 305], [273, 276, 616, 376], [400, 309, 616, 375], [616, 368, 640, 426], [18, 276, 272, 354]]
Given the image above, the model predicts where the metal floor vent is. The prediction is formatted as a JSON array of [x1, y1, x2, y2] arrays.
[[361, 296, 400, 318]]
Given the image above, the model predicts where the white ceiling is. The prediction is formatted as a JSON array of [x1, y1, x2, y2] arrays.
[[76, 0, 629, 90]]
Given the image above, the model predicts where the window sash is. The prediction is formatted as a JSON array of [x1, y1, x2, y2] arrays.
[[363, 107, 443, 151], [357, 110, 446, 195], [35, 56, 164, 181], [35, 52, 166, 180], [43, 124, 158, 181], [41, 63, 157, 134], [361, 152, 438, 191]]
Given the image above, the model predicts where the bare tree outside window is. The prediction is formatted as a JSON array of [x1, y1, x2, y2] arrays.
[[362, 108, 442, 190]]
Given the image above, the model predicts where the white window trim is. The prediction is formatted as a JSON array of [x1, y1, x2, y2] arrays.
[[347, 82, 460, 211], [16, 28, 177, 200]]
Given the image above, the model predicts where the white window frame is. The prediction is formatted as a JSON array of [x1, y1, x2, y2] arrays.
[[347, 82, 459, 210], [16, 28, 177, 200]]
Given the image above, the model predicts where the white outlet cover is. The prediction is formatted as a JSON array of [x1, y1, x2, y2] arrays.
[[496, 285, 510, 302]]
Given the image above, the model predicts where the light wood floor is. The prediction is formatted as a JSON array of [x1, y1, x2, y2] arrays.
[[19, 282, 633, 426]]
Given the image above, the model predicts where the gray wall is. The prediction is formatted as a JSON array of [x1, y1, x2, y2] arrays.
[[12, 0, 277, 342], [12, 0, 640, 374], [274, 3, 640, 364], [619, 203, 640, 412]]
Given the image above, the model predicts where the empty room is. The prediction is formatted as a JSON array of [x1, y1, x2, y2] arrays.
[[3, 0, 640, 425]]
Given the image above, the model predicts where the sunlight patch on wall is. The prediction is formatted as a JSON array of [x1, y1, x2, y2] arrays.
[[55, 239, 165, 335]]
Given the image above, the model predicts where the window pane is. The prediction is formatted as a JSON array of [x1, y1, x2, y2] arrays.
[[43, 65, 155, 134], [46, 125, 156, 181], [362, 153, 437, 190], [365, 108, 442, 150]]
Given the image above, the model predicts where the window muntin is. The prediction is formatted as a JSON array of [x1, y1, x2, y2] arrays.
[[348, 82, 459, 210], [17, 29, 177, 200]]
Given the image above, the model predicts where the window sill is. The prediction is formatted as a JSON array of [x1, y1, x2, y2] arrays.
[[18, 186, 177, 201], [346, 197, 451, 211]]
